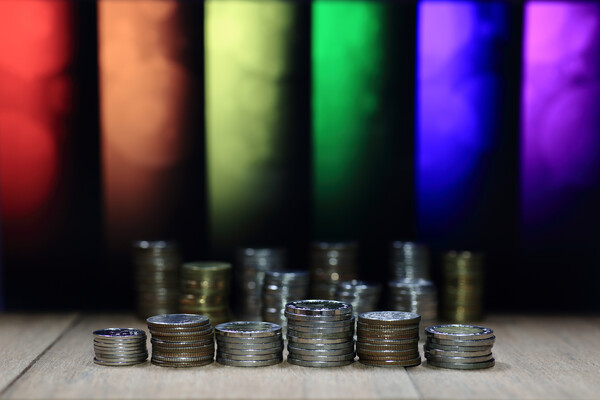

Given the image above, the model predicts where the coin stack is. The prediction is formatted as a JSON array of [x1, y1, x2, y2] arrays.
[[179, 261, 232, 326], [335, 280, 382, 317], [310, 242, 358, 299], [390, 241, 430, 280], [441, 251, 484, 322], [93, 328, 148, 366], [132, 240, 181, 319], [285, 300, 355, 367], [424, 324, 495, 369], [262, 270, 310, 336], [236, 248, 286, 320], [215, 321, 283, 367], [388, 278, 438, 328], [147, 314, 214, 367], [356, 311, 421, 367]]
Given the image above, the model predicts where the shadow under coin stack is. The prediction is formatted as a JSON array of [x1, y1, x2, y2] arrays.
[[180, 262, 232, 326], [215, 321, 283, 367], [424, 324, 495, 370], [262, 270, 310, 336], [390, 241, 430, 280], [310, 242, 358, 299], [147, 314, 214, 367], [356, 311, 421, 367], [236, 248, 286, 320], [285, 300, 355, 367], [133, 240, 181, 319], [441, 251, 484, 322], [335, 280, 382, 317], [93, 328, 148, 366], [388, 278, 438, 328]]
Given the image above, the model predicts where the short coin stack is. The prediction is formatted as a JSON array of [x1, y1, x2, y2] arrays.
[[424, 324, 495, 369], [441, 251, 484, 322], [93, 328, 148, 366], [215, 321, 283, 367], [132, 240, 181, 319], [285, 300, 355, 367], [262, 270, 310, 336], [390, 241, 430, 280], [236, 248, 285, 320], [310, 242, 358, 299], [335, 280, 382, 317], [356, 311, 421, 367], [179, 262, 232, 326], [147, 314, 214, 367], [388, 278, 438, 327]]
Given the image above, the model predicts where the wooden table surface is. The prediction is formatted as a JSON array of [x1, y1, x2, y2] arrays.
[[0, 314, 598, 399]]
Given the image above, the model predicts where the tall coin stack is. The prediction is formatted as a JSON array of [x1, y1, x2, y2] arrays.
[[388, 278, 438, 328], [356, 311, 421, 367], [147, 314, 214, 367], [310, 242, 358, 299], [335, 280, 382, 317], [441, 251, 484, 322], [93, 328, 148, 366], [179, 261, 232, 326], [236, 248, 285, 320], [390, 241, 430, 280], [262, 270, 310, 336], [424, 324, 495, 369], [133, 240, 181, 319], [285, 300, 355, 367], [215, 321, 283, 367]]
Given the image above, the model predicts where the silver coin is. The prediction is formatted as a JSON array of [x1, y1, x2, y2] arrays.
[[151, 338, 213, 346], [426, 336, 496, 347], [286, 329, 354, 339], [286, 318, 355, 328], [285, 311, 353, 322], [149, 328, 213, 337], [287, 356, 354, 368], [286, 324, 354, 334], [425, 352, 493, 364], [356, 321, 419, 331], [93, 340, 146, 348], [424, 346, 492, 358], [217, 351, 281, 361], [151, 359, 213, 368], [93, 357, 146, 367], [215, 321, 281, 338], [93, 328, 146, 339], [358, 311, 421, 325], [420, 342, 492, 352], [287, 341, 354, 351], [285, 300, 353, 316], [289, 352, 355, 362], [147, 314, 210, 327], [152, 354, 214, 362], [217, 344, 283, 355], [216, 341, 282, 351], [356, 347, 419, 356], [286, 334, 353, 345], [358, 337, 419, 346], [425, 324, 494, 340], [287, 345, 354, 357], [216, 356, 282, 367], [427, 358, 495, 370]]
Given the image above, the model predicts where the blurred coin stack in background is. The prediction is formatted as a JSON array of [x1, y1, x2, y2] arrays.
[[424, 324, 495, 369], [147, 314, 215, 367], [179, 262, 232, 326], [441, 251, 484, 322], [93, 328, 148, 366], [262, 270, 310, 336], [390, 241, 430, 280], [285, 300, 355, 367], [356, 311, 421, 367], [215, 321, 284, 367], [236, 247, 286, 320], [388, 278, 438, 328], [335, 280, 382, 317], [310, 242, 358, 299], [132, 240, 181, 319]]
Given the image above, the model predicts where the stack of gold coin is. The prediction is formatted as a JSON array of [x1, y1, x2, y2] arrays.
[[310, 242, 358, 299], [93, 328, 148, 366], [179, 261, 232, 326], [236, 247, 285, 320], [441, 251, 484, 322], [132, 240, 181, 319], [390, 241, 430, 280], [215, 321, 283, 367], [285, 300, 355, 368], [147, 314, 214, 367], [262, 270, 310, 336], [388, 278, 438, 327], [424, 324, 495, 369], [335, 280, 382, 317], [356, 311, 421, 367]]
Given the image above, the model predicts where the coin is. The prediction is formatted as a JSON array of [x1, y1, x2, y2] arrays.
[[216, 356, 282, 367], [356, 342, 418, 352], [426, 336, 496, 347], [151, 359, 213, 368], [289, 352, 355, 362], [287, 341, 355, 351], [427, 358, 495, 370], [214, 335, 281, 345], [284, 311, 352, 322], [358, 311, 421, 325], [287, 356, 354, 368], [93, 358, 146, 367], [285, 300, 353, 316], [425, 352, 493, 364], [217, 341, 283, 351], [358, 357, 421, 367], [217, 346, 283, 356], [93, 328, 146, 339], [287, 318, 355, 328], [287, 323, 355, 334], [425, 325, 494, 340], [215, 321, 282, 338], [422, 342, 492, 352], [287, 345, 355, 357], [424, 347, 491, 357], [147, 314, 210, 328], [286, 329, 354, 340]]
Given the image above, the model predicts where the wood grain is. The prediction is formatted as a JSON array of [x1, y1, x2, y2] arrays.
[[0, 313, 78, 393]]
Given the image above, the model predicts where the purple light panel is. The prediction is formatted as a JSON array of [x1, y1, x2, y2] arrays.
[[522, 2, 600, 229]]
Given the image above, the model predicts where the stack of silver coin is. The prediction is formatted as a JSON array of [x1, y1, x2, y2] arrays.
[[93, 328, 148, 366], [236, 248, 286, 320], [310, 242, 358, 299], [147, 314, 214, 367], [424, 324, 495, 369], [215, 321, 283, 367], [390, 241, 430, 280], [262, 270, 310, 336], [356, 311, 421, 367], [335, 280, 382, 317], [132, 240, 181, 319], [285, 300, 355, 367], [388, 278, 438, 327]]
